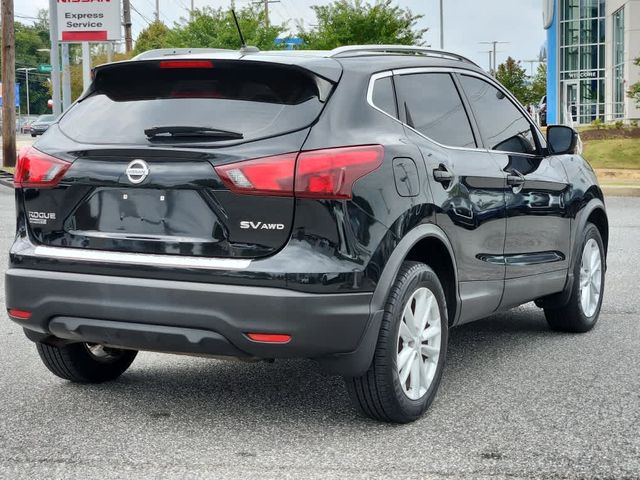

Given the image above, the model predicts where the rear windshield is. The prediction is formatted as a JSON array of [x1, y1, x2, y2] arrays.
[[59, 61, 327, 145]]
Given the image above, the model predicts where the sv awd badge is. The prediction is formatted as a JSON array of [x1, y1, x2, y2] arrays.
[[125, 159, 150, 184], [240, 221, 285, 230]]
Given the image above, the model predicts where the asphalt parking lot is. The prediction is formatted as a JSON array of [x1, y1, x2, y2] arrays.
[[0, 188, 638, 479]]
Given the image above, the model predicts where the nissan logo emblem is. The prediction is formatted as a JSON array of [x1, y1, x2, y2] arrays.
[[125, 159, 150, 184]]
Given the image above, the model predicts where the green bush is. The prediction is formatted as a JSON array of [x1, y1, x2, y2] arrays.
[[591, 118, 603, 129]]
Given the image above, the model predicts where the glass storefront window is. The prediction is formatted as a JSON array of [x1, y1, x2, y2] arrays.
[[559, 0, 606, 124], [580, 44, 599, 71], [564, 0, 579, 20], [562, 47, 579, 71], [580, 19, 598, 44], [580, 0, 599, 18], [563, 21, 580, 45]]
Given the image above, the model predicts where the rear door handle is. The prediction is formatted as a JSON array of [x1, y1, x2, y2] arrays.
[[507, 170, 525, 187], [433, 166, 453, 183]]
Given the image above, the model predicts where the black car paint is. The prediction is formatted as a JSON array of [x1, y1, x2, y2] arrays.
[[7, 52, 607, 376]]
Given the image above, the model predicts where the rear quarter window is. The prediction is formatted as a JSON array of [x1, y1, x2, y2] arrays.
[[371, 75, 397, 117]]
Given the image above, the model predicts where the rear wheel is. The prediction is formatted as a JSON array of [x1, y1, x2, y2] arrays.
[[544, 222, 605, 332], [345, 261, 448, 423], [36, 341, 137, 383]]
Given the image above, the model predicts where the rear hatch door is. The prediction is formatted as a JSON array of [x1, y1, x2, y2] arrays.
[[22, 58, 337, 259]]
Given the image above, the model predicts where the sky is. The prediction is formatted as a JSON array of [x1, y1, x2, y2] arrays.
[[15, 0, 547, 75]]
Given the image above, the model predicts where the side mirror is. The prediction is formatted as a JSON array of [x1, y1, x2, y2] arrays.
[[547, 125, 578, 155]]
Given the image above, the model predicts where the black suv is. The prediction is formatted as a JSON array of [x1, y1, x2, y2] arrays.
[[7, 46, 608, 423]]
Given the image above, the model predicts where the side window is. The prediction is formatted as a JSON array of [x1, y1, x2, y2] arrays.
[[394, 73, 476, 148], [371, 76, 397, 118], [459, 75, 538, 155]]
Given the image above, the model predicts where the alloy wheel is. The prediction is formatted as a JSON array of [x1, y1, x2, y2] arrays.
[[396, 287, 442, 400]]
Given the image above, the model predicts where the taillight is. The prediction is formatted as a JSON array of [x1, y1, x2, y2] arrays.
[[216, 153, 297, 197], [15, 146, 71, 189], [214, 145, 383, 199], [159, 60, 213, 69], [295, 145, 384, 199]]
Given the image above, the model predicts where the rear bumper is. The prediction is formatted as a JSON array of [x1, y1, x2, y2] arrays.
[[6, 268, 380, 375]]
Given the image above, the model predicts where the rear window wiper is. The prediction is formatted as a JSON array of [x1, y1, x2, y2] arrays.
[[144, 126, 244, 140]]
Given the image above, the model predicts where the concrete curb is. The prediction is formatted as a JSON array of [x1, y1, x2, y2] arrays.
[[601, 185, 640, 197], [0, 171, 13, 189]]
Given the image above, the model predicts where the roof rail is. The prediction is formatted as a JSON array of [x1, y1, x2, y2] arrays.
[[327, 45, 479, 67], [132, 48, 235, 60]]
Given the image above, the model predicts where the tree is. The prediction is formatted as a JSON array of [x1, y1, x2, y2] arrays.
[[299, 0, 426, 50], [629, 56, 640, 107], [169, 6, 284, 50], [529, 63, 547, 103], [132, 21, 172, 56], [132, 6, 285, 54], [495, 57, 530, 106]]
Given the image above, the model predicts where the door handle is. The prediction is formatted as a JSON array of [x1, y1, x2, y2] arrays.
[[433, 166, 453, 184], [507, 170, 525, 187]]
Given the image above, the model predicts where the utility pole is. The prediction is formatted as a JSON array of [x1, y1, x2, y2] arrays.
[[479, 41, 509, 76], [439, 0, 444, 49], [17, 68, 35, 117], [123, 0, 133, 53], [155, 0, 160, 22], [253, 0, 280, 29], [49, 0, 61, 116], [190, 0, 195, 20], [1, 0, 16, 167]]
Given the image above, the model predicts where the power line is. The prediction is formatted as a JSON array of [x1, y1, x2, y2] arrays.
[[130, 3, 152, 25]]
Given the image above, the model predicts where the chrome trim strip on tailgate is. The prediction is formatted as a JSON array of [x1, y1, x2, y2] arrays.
[[30, 246, 252, 270]]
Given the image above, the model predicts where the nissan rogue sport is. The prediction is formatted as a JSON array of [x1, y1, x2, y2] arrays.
[[6, 46, 608, 423]]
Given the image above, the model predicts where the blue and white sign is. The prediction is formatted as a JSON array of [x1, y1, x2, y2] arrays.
[[0, 83, 21, 107]]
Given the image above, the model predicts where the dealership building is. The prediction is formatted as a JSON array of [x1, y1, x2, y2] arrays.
[[544, 0, 640, 125]]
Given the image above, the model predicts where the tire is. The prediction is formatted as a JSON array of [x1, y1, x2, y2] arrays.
[[345, 261, 449, 423], [31, 133, 36, 137], [544, 222, 605, 333], [36, 342, 137, 383]]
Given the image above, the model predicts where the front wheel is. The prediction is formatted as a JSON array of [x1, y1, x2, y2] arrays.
[[544, 222, 605, 332], [36, 341, 137, 383], [345, 261, 448, 423]]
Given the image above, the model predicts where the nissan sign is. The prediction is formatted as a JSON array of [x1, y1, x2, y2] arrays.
[[57, 0, 121, 42]]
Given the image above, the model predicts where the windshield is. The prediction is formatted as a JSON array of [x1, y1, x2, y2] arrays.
[[36, 115, 55, 122], [59, 61, 328, 145]]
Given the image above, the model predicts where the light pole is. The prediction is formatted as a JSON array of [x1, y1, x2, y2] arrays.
[[439, 0, 444, 49], [17, 67, 35, 117]]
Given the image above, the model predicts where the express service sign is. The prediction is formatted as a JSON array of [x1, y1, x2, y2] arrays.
[[57, 0, 122, 42]]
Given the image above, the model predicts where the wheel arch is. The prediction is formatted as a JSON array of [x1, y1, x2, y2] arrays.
[[536, 197, 608, 310], [586, 205, 609, 257], [372, 223, 460, 326]]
